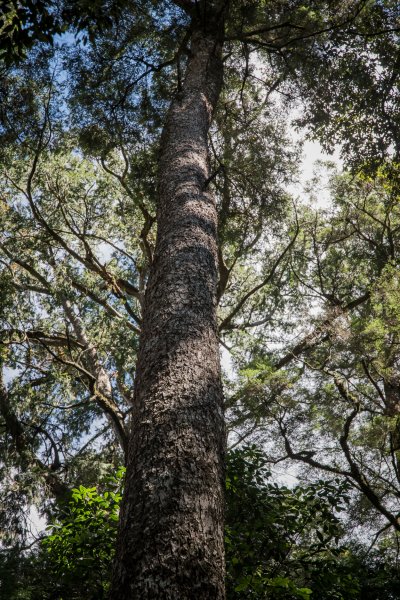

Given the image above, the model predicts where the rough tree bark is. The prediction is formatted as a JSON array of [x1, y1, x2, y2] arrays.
[[110, 6, 227, 600]]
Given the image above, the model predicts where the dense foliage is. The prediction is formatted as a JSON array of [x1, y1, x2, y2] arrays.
[[3, 452, 400, 599], [1, 0, 400, 597]]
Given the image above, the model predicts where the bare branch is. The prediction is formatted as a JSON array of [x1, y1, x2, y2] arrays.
[[1, 328, 84, 349]]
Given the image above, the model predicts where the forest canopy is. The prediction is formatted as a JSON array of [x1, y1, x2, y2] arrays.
[[0, 1, 400, 599]]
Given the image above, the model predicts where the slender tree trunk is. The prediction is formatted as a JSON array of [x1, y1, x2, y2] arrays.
[[62, 299, 128, 455], [383, 378, 400, 478], [110, 12, 226, 600]]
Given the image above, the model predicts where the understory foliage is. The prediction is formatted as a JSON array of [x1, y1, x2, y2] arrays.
[[1, 0, 400, 597], [2, 452, 400, 599]]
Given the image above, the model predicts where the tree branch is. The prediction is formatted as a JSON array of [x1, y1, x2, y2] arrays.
[[219, 225, 299, 332], [275, 292, 370, 370]]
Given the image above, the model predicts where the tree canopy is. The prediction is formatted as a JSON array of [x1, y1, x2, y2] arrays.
[[0, 1, 400, 598]]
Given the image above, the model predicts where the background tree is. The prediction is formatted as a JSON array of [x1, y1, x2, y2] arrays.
[[229, 167, 400, 539]]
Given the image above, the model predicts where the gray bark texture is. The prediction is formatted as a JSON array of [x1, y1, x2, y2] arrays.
[[109, 11, 227, 600]]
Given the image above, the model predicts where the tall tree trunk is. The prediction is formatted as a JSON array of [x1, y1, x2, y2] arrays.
[[110, 12, 226, 600]]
